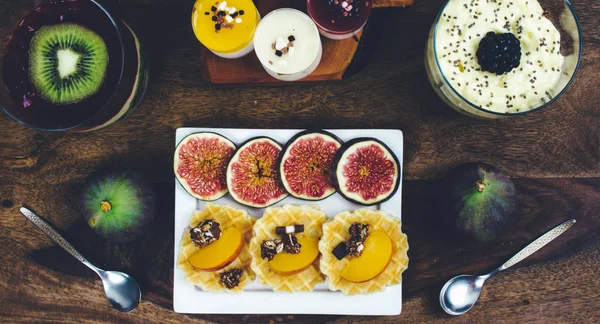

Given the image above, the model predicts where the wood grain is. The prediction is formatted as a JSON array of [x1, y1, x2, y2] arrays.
[[373, 0, 415, 8], [0, 0, 599, 323], [0, 178, 598, 323]]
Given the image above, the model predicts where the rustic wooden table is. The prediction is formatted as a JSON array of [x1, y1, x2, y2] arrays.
[[1, 0, 599, 323]]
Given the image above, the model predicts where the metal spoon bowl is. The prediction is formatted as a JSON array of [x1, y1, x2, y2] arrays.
[[439, 219, 576, 316], [100, 270, 141, 312], [20, 207, 142, 312]]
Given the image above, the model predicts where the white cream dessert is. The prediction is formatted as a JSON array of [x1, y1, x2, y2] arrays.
[[254, 9, 322, 81], [434, 0, 565, 113]]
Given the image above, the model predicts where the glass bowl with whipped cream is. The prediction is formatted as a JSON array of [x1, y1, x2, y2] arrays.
[[425, 0, 582, 118]]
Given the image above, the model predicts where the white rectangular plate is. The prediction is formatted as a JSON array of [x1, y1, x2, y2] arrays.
[[174, 128, 404, 315]]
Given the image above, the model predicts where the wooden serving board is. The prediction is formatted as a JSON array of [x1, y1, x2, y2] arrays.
[[200, 0, 415, 84]]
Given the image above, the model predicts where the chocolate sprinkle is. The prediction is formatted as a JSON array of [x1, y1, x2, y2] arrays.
[[332, 242, 348, 260], [275, 224, 304, 235]]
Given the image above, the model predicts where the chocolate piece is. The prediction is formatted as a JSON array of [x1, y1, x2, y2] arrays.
[[231, 12, 239, 18], [288, 35, 295, 42], [212, 16, 217, 21], [215, 23, 221, 31], [211, 6, 217, 11], [219, 268, 243, 289], [282, 233, 301, 254], [275, 224, 304, 235], [239, 10, 245, 15], [275, 50, 283, 57], [205, 12, 210, 15], [189, 219, 221, 248], [217, 10, 226, 16], [346, 237, 365, 257], [332, 242, 348, 260], [349, 222, 369, 241], [261, 239, 282, 261]]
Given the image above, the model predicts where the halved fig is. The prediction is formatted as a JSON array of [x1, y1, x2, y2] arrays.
[[174, 132, 236, 201], [333, 138, 400, 206], [226, 137, 288, 208], [279, 130, 343, 200]]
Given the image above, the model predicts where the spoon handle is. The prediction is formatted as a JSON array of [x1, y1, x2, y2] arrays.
[[500, 219, 576, 271], [20, 207, 88, 264]]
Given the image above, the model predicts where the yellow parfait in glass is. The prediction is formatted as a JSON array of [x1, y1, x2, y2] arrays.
[[192, 0, 260, 59]]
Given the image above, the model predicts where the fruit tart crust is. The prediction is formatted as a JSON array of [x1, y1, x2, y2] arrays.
[[177, 203, 256, 292], [249, 204, 327, 292], [319, 209, 409, 295]]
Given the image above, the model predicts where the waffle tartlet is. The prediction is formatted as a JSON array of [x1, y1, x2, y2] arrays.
[[249, 204, 327, 292], [177, 203, 256, 292], [319, 209, 409, 295]]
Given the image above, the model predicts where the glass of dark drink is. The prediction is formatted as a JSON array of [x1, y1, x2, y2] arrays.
[[0, 0, 149, 131]]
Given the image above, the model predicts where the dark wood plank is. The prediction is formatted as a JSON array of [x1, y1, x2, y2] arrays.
[[0, 178, 598, 323]]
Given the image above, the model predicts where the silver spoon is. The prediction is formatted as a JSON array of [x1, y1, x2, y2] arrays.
[[440, 218, 576, 316], [20, 207, 142, 312]]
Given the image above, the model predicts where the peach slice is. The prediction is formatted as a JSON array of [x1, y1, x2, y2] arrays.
[[341, 230, 393, 283], [188, 227, 243, 271], [269, 236, 320, 276]]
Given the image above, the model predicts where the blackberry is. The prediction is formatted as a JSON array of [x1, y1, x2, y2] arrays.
[[476, 32, 521, 75]]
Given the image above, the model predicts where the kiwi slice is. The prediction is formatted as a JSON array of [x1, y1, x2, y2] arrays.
[[29, 23, 109, 105]]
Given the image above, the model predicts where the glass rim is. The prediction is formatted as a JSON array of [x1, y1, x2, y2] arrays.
[[306, 0, 373, 35], [0, 0, 126, 131], [254, 8, 321, 75], [432, 0, 583, 117]]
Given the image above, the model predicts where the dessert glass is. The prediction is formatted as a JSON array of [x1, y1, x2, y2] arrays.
[[306, 0, 372, 40], [425, 0, 582, 118], [191, 0, 260, 59], [254, 9, 322, 81], [0, 0, 149, 132]]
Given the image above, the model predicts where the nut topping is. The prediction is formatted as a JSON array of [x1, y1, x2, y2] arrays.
[[331, 222, 370, 259], [219, 268, 243, 289], [349, 222, 369, 241], [261, 233, 302, 260], [190, 219, 222, 248], [346, 237, 365, 257], [261, 239, 283, 261], [282, 233, 301, 254]]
